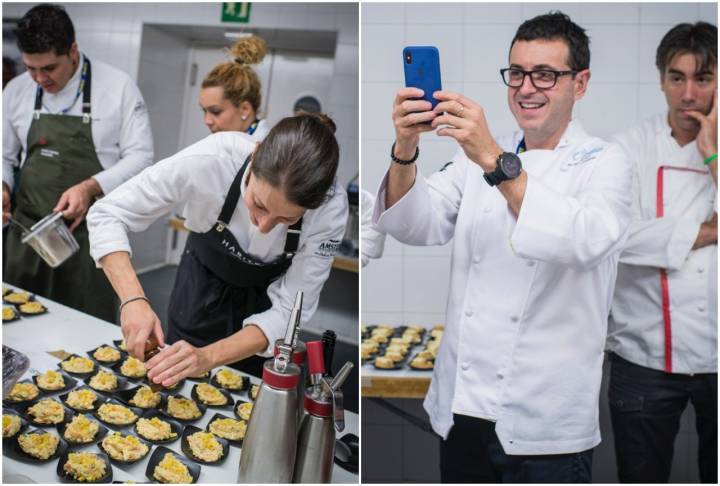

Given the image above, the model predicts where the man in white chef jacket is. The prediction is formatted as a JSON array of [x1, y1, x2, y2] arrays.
[[607, 22, 717, 484], [373, 12, 633, 483], [2, 4, 153, 322]]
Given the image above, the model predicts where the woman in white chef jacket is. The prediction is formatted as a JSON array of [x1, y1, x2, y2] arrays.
[[86, 113, 347, 383], [198, 35, 270, 139]]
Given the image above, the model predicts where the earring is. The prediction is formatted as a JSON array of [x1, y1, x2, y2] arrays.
[[241, 115, 248, 121]]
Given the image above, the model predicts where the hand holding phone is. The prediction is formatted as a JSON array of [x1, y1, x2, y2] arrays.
[[403, 46, 442, 110]]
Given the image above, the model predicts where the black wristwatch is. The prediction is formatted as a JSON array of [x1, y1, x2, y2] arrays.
[[483, 152, 522, 186]]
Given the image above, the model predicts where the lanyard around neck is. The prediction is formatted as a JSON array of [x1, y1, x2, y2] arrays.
[[516, 138, 526, 154], [34, 56, 90, 118], [246, 119, 260, 135]]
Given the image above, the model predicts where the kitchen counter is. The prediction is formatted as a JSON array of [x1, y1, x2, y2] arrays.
[[361, 362, 431, 399], [2, 286, 358, 483]]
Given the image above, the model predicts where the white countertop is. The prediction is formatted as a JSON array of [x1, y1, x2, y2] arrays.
[[2, 287, 358, 483]]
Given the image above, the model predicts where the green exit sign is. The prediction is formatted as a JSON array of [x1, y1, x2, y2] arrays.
[[222, 3, 251, 23]]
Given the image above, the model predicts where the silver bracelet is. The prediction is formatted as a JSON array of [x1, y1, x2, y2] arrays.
[[119, 296, 150, 315]]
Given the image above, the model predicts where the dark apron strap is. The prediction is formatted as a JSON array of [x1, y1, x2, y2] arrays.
[[216, 155, 303, 255]]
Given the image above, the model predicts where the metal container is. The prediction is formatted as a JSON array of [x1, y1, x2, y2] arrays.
[[20, 212, 79, 268], [293, 393, 335, 483], [239, 291, 304, 483], [238, 360, 301, 483]]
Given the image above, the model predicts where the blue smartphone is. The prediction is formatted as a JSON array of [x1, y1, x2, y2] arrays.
[[403, 46, 442, 110]]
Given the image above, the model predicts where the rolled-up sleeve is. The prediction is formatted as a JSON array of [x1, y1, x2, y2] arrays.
[[374, 150, 467, 246], [92, 80, 154, 194], [244, 187, 349, 356], [510, 144, 634, 269]]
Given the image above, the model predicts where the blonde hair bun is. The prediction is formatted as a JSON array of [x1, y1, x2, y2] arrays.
[[230, 35, 267, 66]]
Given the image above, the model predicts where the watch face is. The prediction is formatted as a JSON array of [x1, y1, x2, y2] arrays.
[[500, 153, 522, 178]]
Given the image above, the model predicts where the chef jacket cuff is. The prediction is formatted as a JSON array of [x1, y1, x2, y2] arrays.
[[668, 218, 702, 270], [92, 169, 118, 196], [373, 168, 426, 233], [90, 227, 132, 268], [243, 309, 284, 357]]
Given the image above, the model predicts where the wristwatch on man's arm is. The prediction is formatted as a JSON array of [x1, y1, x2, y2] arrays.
[[483, 152, 522, 186]]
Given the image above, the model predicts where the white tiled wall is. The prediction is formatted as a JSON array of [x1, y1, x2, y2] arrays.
[[3, 2, 359, 270], [361, 2, 717, 327]]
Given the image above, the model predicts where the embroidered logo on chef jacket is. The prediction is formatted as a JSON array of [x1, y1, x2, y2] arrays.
[[40, 148, 60, 158], [315, 239, 341, 257], [561, 146, 604, 171]]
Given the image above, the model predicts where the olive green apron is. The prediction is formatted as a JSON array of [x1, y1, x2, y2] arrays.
[[3, 58, 117, 322]]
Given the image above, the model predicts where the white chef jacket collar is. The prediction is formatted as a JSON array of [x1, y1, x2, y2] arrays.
[[554, 119, 587, 150], [517, 119, 587, 152]]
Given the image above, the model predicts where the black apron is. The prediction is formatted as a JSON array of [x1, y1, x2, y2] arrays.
[[4, 58, 118, 322], [166, 156, 302, 377]]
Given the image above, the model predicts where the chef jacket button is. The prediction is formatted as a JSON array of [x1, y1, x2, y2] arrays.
[[465, 309, 473, 317], [526, 261, 535, 267], [510, 316, 519, 323], [698, 306, 706, 312], [473, 256, 481, 265], [484, 206, 491, 213], [497, 371, 504, 379], [461, 362, 470, 370], [697, 267, 705, 274]]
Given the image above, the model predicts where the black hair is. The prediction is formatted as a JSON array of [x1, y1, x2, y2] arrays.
[[510, 11, 590, 72], [14, 3, 75, 55], [656, 22, 717, 75], [251, 112, 339, 210]]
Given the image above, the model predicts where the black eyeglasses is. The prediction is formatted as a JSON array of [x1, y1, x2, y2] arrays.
[[500, 68, 578, 89]]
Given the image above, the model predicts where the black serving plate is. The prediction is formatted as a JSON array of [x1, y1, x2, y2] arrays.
[[57, 449, 113, 483], [205, 412, 245, 447], [112, 358, 147, 382], [2, 407, 28, 441], [145, 446, 201, 484], [334, 433, 359, 474], [11, 428, 68, 463], [134, 410, 183, 445], [3, 291, 35, 306], [97, 431, 153, 465], [160, 394, 206, 424], [248, 383, 260, 401], [142, 376, 185, 392], [190, 383, 233, 409], [58, 354, 97, 379], [92, 398, 142, 430], [3, 379, 43, 407], [33, 370, 78, 395], [114, 385, 166, 410], [87, 346, 126, 368], [210, 370, 249, 393], [185, 371, 210, 383], [233, 399, 253, 421], [59, 385, 103, 412], [57, 412, 109, 448], [3, 305, 20, 322], [372, 358, 406, 371], [22, 397, 70, 427], [180, 424, 230, 465], [16, 301, 49, 316], [85, 367, 129, 395], [111, 339, 127, 353]]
